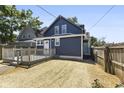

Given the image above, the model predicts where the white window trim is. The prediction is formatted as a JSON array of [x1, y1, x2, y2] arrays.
[[61, 24, 67, 34], [54, 26, 59, 35], [55, 38, 60, 46], [34, 34, 86, 40]]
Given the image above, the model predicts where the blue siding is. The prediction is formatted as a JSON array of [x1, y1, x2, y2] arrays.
[[51, 39, 55, 48], [35, 38, 91, 57], [44, 18, 82, 37], [83, 41, 91, 55], [56, 37, 81, 56]]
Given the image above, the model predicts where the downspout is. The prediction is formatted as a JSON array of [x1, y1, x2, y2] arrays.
[[81, 35, 83, 60]]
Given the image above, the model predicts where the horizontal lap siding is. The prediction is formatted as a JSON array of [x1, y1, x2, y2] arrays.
[[56, 37, 81, 56]]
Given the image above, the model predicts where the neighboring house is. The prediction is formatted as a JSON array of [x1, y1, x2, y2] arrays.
[[17, 25, 36, 41], [35, 27, 48, 37], [34, 15, 91, 60], [16, 25, 37, 47]]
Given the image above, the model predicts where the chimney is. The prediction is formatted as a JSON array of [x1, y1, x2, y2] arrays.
[[79, 24, 85, 33]]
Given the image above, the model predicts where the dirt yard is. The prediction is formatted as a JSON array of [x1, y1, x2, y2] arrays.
[[0, 60, 121, 88]]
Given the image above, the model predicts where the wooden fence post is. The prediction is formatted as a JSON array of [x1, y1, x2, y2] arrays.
[[104, 46, 115, 74], [20, 48, 23, 63], [0, 46, 2, 60], [95, 50, 98, 63], [16, 50, 20, 67], [2, 47, 4, 60], [104, 46, 108, 72], [28, 47, 31, 68]]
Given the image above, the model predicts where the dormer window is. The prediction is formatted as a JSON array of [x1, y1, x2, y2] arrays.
[[62, 24, 67, 34], [54, 26, 59, 35]]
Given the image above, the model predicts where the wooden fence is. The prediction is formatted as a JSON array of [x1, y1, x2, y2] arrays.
[[0, 44, 6, 60], [2, 47, 56, 68], [0, 46, 2, 60], [93, 46, 124, 83]]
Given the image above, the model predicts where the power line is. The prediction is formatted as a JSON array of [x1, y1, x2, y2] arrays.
[[88, 5, 116, 31], [36, 5, 56, 18]]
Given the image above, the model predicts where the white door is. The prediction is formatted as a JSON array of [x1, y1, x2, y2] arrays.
[[43, 40, 49, 55]]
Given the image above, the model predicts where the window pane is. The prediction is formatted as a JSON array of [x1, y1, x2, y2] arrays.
[[55, 38, 60, 46], [62, 24, 67, 34], [54, 26, 59, 35], [41, 40, 43, 45], [37, 40, 40, 44]]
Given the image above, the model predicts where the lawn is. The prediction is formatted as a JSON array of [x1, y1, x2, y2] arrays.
[[0, 60, 121, 88]]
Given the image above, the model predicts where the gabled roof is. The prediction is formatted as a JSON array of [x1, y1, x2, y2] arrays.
[[43, 15, 84, 34], [17, 25, 36, 40], [40, 27, 48, 34]]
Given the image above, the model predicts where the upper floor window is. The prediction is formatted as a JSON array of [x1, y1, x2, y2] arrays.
[[61, 24, 67, 34], [54, 26, 59, 35]]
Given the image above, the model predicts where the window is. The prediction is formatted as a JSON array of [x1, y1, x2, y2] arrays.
[[37, 40, 43, 46], [61, 24, 67, 34], [55, 38, 60, 46], [40, 40, 43, 45], [54, 26, 59, 35], [37, 40, 40, 45]]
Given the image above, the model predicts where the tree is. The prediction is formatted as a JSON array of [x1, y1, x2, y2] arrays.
[[97, 37, 106, 46], [67, 16, 79, 24], [18, 9, 43, 30], [90, 36, 106, 47], [0, 5, 43, 43], [0, 5, 17, 43], [90, 36, 98, 46]]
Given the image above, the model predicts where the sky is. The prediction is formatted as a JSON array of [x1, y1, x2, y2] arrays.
[[16, 5, 124, 43]]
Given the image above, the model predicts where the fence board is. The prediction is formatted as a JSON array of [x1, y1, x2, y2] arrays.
[[2, 47, 56, 68], [93, 46, 124, 83]]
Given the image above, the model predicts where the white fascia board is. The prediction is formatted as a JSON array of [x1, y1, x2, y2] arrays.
[[34, 34, 85, 40]]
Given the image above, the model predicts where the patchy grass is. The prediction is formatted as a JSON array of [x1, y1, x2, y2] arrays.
[[0, 60, 121, 88]]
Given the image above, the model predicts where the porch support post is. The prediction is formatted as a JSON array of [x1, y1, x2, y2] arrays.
[[49, 39, 52, 56], [81, 35, 83, 60]]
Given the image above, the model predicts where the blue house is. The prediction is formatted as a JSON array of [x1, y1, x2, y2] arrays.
[[33, 15, 91, 60]]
